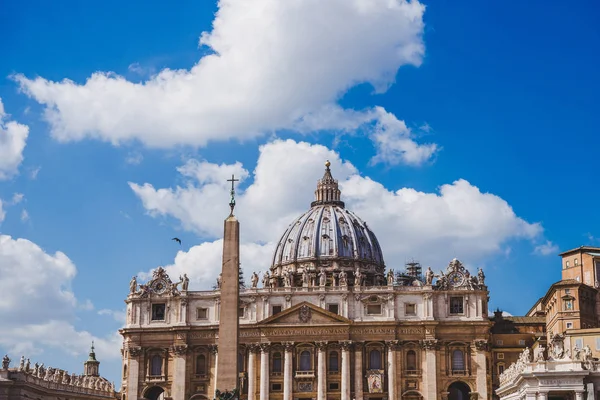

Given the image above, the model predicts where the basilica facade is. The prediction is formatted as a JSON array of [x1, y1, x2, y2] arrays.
[[120, 163, 493, 400]]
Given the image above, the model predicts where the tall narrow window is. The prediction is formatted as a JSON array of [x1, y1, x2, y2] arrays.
[[450, 297, 464, 314], [196, 354, 207, 375], [406, 350, 416, 371], [151, 355, 162, 376], [238, 352, 244, 372], [369, 349, 382, 370], [299, 350, 311, 371], [329, 351, 339, 372], [123, 364, 127, 378], [451, 350, 464, 371], [272, 352, 282, 373]]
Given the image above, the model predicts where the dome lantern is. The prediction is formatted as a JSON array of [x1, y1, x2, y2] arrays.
[[311, 160, 344, 208]]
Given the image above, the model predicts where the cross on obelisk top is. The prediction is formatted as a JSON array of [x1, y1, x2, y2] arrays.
[[227, 174, 239, 216]]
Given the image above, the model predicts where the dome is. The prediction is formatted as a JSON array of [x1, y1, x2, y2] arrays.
[[270, 162, 385, 286]]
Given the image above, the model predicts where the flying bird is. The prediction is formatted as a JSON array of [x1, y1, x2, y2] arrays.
[[172, 237, 182, 245]]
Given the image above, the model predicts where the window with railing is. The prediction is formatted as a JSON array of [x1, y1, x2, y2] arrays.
[[150, 355, 162, 376], [299, 350, 311, 371], [196, 354, 207, 375]]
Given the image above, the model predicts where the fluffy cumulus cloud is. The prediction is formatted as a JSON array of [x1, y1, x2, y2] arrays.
[[0, 200, 5, 223], [15, 0, 435, 166], [0, 98, 29, 180], [0, 235, 121, 360], [132, 139, 543, 289]]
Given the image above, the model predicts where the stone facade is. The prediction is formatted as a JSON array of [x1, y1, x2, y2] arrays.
[[0, 351, 116, 400], [119, 164, 493, 400]]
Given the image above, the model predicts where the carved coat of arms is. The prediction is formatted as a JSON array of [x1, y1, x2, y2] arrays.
[[299, 305, 312, 323]]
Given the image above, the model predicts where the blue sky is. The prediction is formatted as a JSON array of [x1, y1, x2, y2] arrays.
[[1, 0, 599, 387]]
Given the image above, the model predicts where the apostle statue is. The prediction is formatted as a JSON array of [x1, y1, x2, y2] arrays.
[[425, 267, 434, 285], [25, 358, 30, 373], [354, 268, 363, 286], [477, 268, 485, 285], [216, 273, 222, 289], [262, 271, 270, 288], [33, 362, 39, 376], [129, 276, 137, 294], [180, 274, 189, 291], [283, 271, 291, 288], [302, 269, 310, 287], [1, 355, 9, 370], [319, 269, 327, 287], [250, 272, 259, 288], [387, 269, 395, 286], [339, 270, 348, 286], [19, 355, 25, 371]]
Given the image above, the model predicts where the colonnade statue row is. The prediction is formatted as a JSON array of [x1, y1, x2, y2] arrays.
[[215, 174, 241, 400]]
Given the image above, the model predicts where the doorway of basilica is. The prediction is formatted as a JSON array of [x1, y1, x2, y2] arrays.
[[143, 385, 165, 400], [448, 381, 470, 400]]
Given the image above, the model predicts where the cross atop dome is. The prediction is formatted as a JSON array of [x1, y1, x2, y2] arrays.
[[311, 160, 345, 208]]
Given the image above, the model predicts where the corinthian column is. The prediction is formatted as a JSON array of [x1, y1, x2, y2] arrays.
[[259, 343, 270, 400], [473, 340, 489, 400], [126, 346, 142, 400], [386, 341, 398, 400], [283, 342, 294, 400], [248, 346, 257, 400], [421, 339, 438, 400], [171, 345, 188, 400], [316, 341, 328, 400], [341, 341, 352, 400], [354, 343, 363, 400]]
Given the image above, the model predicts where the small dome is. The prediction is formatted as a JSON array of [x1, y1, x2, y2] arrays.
[[271, 163, 385, 284]]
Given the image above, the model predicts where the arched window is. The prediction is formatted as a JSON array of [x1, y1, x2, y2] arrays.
[[452, 350, 465, 371], [369, 349, 382, 370], [196, 354, 207, 375], [299, 350, 311, 371], [272, 352, 282, 373], [151, 355, 162, 376], [123, 364, 127, 378], [406, 350, 417, 371], [329, 351, 339, 372]]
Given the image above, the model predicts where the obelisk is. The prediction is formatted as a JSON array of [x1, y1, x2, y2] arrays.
[[216, 174, 240, 396]]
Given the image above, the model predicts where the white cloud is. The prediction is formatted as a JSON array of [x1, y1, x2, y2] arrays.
[[0, 235, 121, 363], [28, 166, 41, 180], [11, 193, 24, 204], [15, 0, 434, 166], [125, 151, 143, 165], [132, 139, 544, 284], [534, 240, 559, 256], [20, 209, 29, 222], [98, 309, 127, 325], [0, 98, 29, 180]]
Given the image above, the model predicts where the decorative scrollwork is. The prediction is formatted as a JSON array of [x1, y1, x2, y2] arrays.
[[128, 347, 142, 357], [420, 339, 438, 351]]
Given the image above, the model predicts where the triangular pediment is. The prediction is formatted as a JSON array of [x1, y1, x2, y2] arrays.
[[259, 301, 351, 325]]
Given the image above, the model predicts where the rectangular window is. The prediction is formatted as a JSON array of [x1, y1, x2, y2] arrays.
[[367, 304, 382, 315], [272, 305, 282, 315], [239, 307, 245, 318], [565, 289, 571, 294], [196, 308, 208, 320], [496, 340, 503, 346], [575, 338, 583, 349], [498, 365, 504, 374], [450, 297, 464, 314], [497, 353, 504, 360], [151, 303, 166, 321], [518, 340, 526, 346], [405, 303, 416, 316], [595, 338, 600, 350], [567, 322, 573, 329], [328, 382, 340, 391], [271, 383, 282, 392], [327, 304, 339, 315]]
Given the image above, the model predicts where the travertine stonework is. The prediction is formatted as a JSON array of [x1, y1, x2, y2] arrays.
[[120, 164, 492, 400]]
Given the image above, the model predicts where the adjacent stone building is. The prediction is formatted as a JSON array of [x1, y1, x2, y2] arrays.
[[120, 163, 493, 400], [0, 345, 116, 400]]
